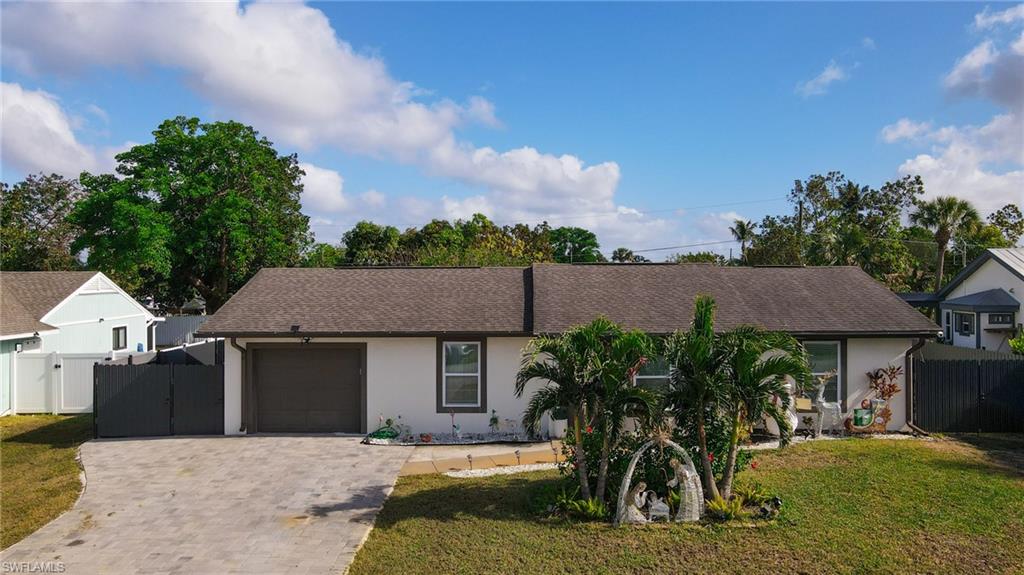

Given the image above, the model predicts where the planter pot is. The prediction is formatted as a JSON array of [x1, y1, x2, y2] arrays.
[[419, 433, 433, 443]]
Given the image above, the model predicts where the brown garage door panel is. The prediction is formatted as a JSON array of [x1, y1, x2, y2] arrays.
[[254, 346, 363, 433]]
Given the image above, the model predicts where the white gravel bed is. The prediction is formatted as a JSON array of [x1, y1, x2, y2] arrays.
[[745, 432, 929, 451], [444, 463, 558, 478]]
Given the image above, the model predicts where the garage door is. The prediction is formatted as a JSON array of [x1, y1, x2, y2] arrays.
[[254, 346, 362, 433]]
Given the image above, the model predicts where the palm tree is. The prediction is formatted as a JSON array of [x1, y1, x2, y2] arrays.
[[516, 317, 616, 501], [910, 197, 980, 292], [717, 328, 811, 499], [663, 295, 730, 500], [729, 220, 756, 263], [591, 328, 659, 503]]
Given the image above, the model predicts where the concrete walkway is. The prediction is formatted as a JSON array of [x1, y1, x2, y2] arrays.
[[1, 436, 412, 575], [399, 440, 563, 475]]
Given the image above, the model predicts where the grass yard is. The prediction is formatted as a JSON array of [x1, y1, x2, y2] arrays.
[[351, 435, 1024, 575], [0, 415, 93, 549]]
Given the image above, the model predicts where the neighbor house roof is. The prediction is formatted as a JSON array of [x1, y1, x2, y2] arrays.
[[0, 271, 98, 338], [198, 267, 531, 336], [199, 264, 939, 338], [937, 247, 1024, 298], [532, 264, 938, 336], [939, 288, 1020, 312]]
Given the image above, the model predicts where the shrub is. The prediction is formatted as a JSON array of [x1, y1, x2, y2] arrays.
[[732, 482, 773, 507], [706, 495, 748, 521]]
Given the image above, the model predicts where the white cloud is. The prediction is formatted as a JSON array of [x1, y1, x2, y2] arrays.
[[0, 82, 99, 177], [944, 41, 999, 92], [861, 37, 876, 50], [881, 118, 933, 143], [974, 4, 1024, 29], [299, 162, 347, 212], [795, 60, 848, 97], [360, 189, 387, 208], [1, 1, 630, 245]]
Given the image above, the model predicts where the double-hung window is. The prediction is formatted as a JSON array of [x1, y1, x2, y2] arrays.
[[804, 341, 841, 404], [954, 312, 975, 336], [438, 340, 485, 412], [112, 326, 128, 351], [634, 356, 670, 392]]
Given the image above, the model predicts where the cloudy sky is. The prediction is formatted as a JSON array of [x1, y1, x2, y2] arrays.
[[1, 2, 1021, 257]]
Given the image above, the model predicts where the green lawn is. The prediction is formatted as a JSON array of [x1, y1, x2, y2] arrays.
[[1, 415, 93, 549], [351, 436, 1024, 575]]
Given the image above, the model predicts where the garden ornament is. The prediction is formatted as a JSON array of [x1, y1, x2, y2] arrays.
[[667, 457, 704, 522], [814, 376, 843, 437], [615, 435, 703, 526], [758, 496, 783, 520], [645, 492, 671, 522], [618, 481, 650, 525], [763, 379, 799, 437]]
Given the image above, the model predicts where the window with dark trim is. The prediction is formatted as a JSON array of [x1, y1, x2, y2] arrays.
[[944, 311, 951, 343], [112, 326, 127, 350], [989, 313, 1013, 325], [804, 341, 841, 403], [437, 339, 486, 413], [634, 356, 670, 392], [954, 312, 975, 336]]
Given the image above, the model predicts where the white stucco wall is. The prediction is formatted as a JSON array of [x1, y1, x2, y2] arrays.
[[845, 338, 915, 430], [224, 336, 545, 436], [942, 258, 1022, 351]]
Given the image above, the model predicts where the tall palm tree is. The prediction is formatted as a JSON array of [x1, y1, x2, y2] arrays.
[[591, 329, 659, 503], [717, 328, 811, 499], [729, 219, 756, 263], [910, 197, 980, 292], [663, 295, 730, 500], [516, 317, 618, 501]]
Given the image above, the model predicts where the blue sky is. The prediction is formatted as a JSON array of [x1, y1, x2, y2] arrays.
[[2, 2, 1021, 257]]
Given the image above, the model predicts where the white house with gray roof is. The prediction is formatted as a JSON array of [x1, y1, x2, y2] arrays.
[[934, 248, 1023, 353]]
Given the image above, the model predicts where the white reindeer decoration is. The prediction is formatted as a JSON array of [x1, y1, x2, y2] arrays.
[[813, 371, 843, 437]]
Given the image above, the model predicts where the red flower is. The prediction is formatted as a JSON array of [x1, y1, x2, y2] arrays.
[[708, 452, 715, 462], [585, 426, 593, 434], [750, 461, 759, 470]]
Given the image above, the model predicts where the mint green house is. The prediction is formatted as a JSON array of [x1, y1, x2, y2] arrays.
[[0, 272, 158, 415]]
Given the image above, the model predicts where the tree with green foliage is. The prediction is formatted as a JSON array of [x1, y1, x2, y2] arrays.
[[1, 174, 84, 271], [71, 117, 311, 311], [301, 243, 346, 267], [551, 226, 604, 263], [910, 196, 981, 292], [341, 221, 401, 265], [610, 247, 649, 263], [729, 219, 756, 263], [745, 215, 802, 266], [988, 204, 1023, 246], [668, 251, 726, 265]]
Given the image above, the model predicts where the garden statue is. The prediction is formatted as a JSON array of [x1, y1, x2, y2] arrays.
[[667, 457, 704, 522], [758, 496, 783, 520], [763, 379, 799, 437], [619, 481, 650, 525], [645, 492, 671, 522], [615, 430, 704, 526], [812, 371, 842, 437], [489, 409, 500, 434]]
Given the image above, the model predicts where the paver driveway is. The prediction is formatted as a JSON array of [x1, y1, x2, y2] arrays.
[[2, 436, 412, 574]]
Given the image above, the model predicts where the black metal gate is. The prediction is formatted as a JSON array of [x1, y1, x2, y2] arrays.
[[94, 363, 223, 438], [913, 357, 1024, 433]]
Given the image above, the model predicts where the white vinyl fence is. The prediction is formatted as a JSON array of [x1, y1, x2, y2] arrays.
[[13, 352, 108, 414]]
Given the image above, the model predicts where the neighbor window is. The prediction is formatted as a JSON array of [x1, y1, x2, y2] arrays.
[[803, 341, 840, 404], [112, 326, 127, 350], [438, 340, 485, 411], [989, 313, 1013, 325], [954, 312, 975, 336], [944, 311, 952, 343], [634, 356, 670, 392]]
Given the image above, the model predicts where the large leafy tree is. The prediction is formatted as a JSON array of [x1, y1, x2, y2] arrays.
[[301, 243, 346, 268], [550, 226, 604, 263], [910, 196, 981, 292], [744, 215, 802, 266], [610, 247, 649, 263], [341, 221, 401, 265], [72, 117, 311, 311], [1, 174, 84, 271], [988, 204, 1023, 246]]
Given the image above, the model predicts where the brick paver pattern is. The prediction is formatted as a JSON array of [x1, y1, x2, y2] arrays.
[[1, 436, 412, 574]]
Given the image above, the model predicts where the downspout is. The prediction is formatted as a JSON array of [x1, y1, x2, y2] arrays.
[[904, 337, 929, 436], [230, 337, 247, 433]]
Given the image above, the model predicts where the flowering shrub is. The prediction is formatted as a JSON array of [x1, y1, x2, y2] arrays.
[[867, 365, 903, 401]]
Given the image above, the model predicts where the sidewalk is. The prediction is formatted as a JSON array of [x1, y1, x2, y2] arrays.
[[399, 440, 564, 475]]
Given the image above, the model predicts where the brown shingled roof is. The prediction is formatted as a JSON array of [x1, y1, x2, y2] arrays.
[[198, 264, 939, 337], [1, 271, 97, 337], [198, 267, 531, 336], [533, 264, 939, 336]]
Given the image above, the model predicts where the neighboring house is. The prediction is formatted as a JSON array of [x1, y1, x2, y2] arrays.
[[156, 315, 212, 349], [0, 271, 158, 415], [198, 264, 939, 436], [933, 248, 1022, 352]]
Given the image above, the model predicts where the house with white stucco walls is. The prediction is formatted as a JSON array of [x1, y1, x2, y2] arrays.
[[197, 263, 940, 437], [932, 248, 1023, 353]]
